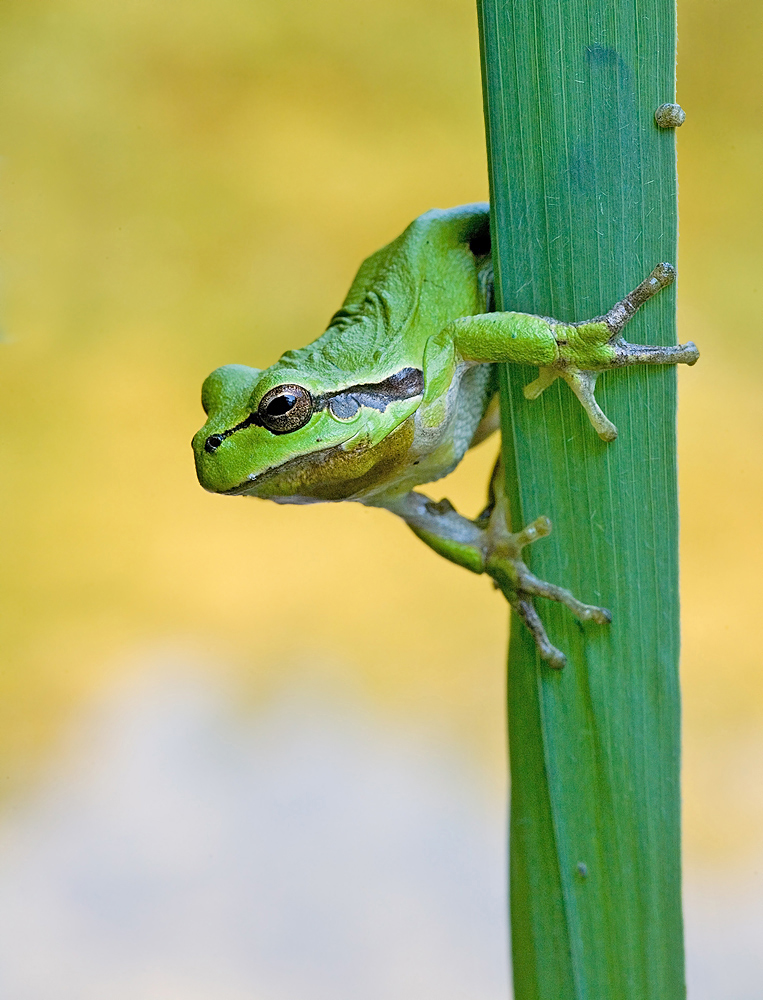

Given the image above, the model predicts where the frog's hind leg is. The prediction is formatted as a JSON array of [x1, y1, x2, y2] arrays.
[[486, 518, 610, 670], [483, 461, 610, 665], [379, 459, 610, 668]]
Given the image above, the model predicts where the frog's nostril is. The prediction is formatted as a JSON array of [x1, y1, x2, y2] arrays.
[[205, 434, 224, 454]]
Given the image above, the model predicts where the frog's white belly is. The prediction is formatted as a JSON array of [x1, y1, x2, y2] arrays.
[[357, 362, 497, 506]]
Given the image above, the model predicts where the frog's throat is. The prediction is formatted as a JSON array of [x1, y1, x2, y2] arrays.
[[223, 418, 416, 503]]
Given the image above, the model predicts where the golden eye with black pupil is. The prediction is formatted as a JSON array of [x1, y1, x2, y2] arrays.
[[257, 384, 313, 434]]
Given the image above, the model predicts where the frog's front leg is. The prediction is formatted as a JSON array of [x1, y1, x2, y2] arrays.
[[447, 263, 699, 441], [523, 263, 699, 440], [378, 463, 610, 669]]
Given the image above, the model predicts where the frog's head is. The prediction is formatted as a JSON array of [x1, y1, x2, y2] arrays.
[[192, 362, 423, 502]]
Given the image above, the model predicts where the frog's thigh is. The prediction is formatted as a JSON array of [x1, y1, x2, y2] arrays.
[[446, 313, 558, 367], [384, 491, 486, 575]]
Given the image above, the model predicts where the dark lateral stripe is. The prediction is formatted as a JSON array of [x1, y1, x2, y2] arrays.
[[316, 366, 423, 414], [204, 411, 262, 452], [206, 367, 423, 452]]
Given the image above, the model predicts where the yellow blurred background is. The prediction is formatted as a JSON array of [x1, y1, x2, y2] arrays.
[[0, 0, 761, 994]]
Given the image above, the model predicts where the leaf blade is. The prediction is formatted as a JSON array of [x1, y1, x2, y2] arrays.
[[476, 0, 685, 996]]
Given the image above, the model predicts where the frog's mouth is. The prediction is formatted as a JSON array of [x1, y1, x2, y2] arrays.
[[222, 480, 266, 496], [221, 432, 363, 497], [223, 418, 415, 503]]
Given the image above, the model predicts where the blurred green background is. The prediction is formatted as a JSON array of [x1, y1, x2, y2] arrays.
[[0, 0, 761, 994]]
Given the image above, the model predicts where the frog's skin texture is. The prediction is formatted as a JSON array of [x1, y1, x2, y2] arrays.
[[193, 203, 699, 668]]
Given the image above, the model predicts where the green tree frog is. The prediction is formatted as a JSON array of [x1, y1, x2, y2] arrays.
[[193, 203, 698, 668]]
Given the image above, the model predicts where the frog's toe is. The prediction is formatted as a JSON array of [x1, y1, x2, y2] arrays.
[[516, 567, 612, 625], [523, 366, 560, 401], [513, 598, 567, 669], [559, 369, 619, 441], [611, 338, 700, 369], [602, 262, 676, 334]]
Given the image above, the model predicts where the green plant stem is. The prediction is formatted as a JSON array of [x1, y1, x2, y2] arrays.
[[475, 1, 685, 997]]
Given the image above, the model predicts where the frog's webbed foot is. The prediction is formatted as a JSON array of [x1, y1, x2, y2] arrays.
[[523, 264, 699, 441], [380, 465, 610, 669]]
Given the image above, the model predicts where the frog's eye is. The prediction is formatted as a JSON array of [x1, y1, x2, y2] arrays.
[[257, 384, 313, 434]]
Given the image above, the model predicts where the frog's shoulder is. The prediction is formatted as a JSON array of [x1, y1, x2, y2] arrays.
[[336, 202, 491, 321], [272, 204, 492, 392], [410, 202, 491, 255]]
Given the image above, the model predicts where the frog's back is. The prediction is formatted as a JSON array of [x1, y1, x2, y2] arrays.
[[270, 203, 492, 392]]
